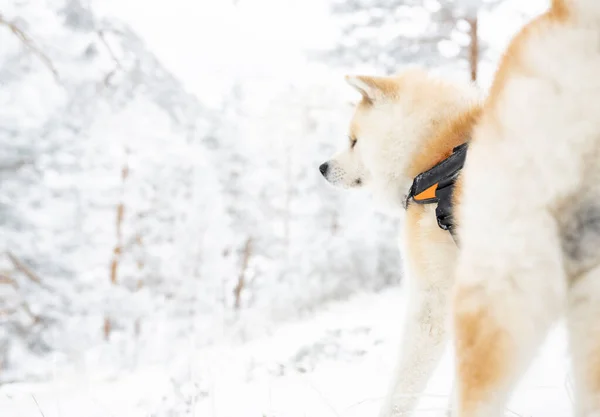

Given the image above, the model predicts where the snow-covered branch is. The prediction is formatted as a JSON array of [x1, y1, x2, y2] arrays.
[[0, 13, 60, 81]]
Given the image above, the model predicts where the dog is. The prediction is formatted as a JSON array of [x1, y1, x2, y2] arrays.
[[321, 67, 482, 416], [320, 1, 600, 416]]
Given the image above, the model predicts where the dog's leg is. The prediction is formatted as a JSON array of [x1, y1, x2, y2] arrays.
[[453, 210, 566, 417], [379, 280, 450, 417], [567, 264, 600, 417]]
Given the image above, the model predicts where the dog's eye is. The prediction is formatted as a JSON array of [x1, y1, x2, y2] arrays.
[[349, 136, 358, 149]]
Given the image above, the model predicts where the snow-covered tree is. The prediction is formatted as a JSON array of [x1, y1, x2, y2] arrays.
[[0, 0, 217, 376], [322, 0, 506, 80]]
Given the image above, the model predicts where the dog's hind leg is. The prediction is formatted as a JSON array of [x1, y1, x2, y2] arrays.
[[566, 263, 600, 417], [452, 208, 567, 417]]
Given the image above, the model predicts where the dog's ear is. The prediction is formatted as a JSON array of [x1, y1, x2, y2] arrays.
[[345, 75, 397, 103]]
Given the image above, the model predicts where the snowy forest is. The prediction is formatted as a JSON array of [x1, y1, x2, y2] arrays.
[[1, 1, 568, 416]]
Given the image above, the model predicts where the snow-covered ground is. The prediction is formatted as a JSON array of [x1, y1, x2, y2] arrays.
[[1, 287, 573, 416]]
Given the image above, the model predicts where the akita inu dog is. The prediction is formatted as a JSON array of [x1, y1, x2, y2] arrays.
[[321, 67, 481, 417], [320, 1, 600, 416]]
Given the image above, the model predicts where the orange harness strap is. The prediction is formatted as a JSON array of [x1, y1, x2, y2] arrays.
[[413, 183, 438, 202]]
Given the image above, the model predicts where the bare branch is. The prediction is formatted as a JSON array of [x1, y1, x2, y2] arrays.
[[97, 29, 123, 70], [109, 164, 128, 285], [5, 251, 42, 285], [97, 29, 125, 86], [0, 292, 40, 324], [31, 395, 46, 417], [0, 13, 60, 81], [0, 274, 18, 289], [20, 301, 40, 324], [233, 237, 253, 310], [103, 317, 111, 340]]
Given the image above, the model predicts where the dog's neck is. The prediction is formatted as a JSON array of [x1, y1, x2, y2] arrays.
[[369, 93, 482, 218], [386, 103, 482, 219], [408, 103, 483, 181]]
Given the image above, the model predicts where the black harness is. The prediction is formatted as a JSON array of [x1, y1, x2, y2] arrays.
[[404, 143, 468, 243]]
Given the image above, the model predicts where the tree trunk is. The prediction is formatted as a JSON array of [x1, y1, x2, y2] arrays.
[[106, 160, 129, 340], [468, 17, 479, 83]]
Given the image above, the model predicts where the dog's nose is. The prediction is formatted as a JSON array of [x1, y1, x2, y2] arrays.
[[319, 162, 329, 176]]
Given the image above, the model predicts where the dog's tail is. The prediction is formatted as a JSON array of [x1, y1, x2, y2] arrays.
[[553, 0, 600, 18]]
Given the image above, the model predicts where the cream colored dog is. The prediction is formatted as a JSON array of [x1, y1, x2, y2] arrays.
[[321, 68, 481, 416], [320, 1, 600, 416]]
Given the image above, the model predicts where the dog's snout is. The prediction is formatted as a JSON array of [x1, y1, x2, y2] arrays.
[[319, 162, 329, 176]]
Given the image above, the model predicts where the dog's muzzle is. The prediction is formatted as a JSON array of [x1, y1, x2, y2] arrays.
[[319, 162, 329, 177]]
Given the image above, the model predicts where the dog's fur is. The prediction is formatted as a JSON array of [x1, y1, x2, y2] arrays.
[[320, 1, 600, 416]]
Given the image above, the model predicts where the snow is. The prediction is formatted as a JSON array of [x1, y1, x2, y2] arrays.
[[0, 287, 573, 416]]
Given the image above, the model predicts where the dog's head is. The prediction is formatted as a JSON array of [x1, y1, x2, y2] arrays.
[[320, 68, 478, 214]]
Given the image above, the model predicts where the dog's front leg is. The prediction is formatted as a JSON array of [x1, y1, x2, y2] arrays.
[[379, 281, 451, 417]]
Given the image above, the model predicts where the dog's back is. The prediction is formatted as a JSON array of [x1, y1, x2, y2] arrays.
[[453, 1, 600, 416]]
